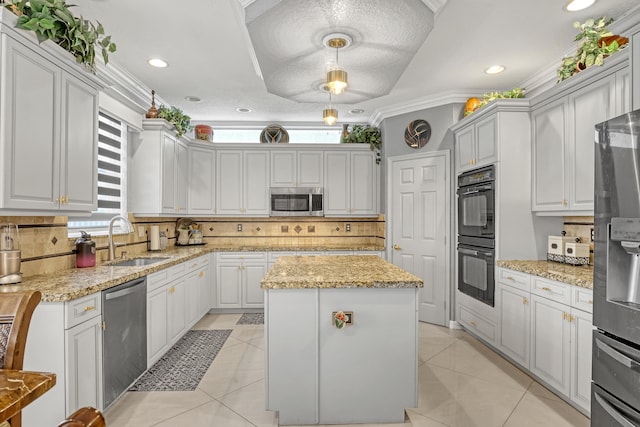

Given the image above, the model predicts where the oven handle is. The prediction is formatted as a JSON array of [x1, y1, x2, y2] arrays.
[[596, 337, 640, 371], [459, 189, 479, 195], [458, 247, 494, 258], [594, 392, 637, 427]]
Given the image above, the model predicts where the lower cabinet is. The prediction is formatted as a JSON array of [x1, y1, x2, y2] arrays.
[[494, 268, 593, 415], [216, 252, 267, 308]]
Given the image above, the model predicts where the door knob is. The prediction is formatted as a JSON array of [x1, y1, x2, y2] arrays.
[[393, 244, 401, 250]]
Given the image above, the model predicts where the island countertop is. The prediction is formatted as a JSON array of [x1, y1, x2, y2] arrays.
[[261, 255, 423, 289]]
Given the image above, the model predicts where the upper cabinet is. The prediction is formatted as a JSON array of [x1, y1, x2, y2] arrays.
[[454, 114, 497, 173], [324, 147, 378, 217], [270, 150, 323, 187], [130, 120, 189, 215], [633, 29, 640, 109], [188, 144, 216, 216], [0, 33, 99, 213], [531, 52, 629, 215], [216, 149, 270, 216]]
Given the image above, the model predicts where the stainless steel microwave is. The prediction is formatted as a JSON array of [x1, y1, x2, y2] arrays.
[[270, 187, 323, 216]]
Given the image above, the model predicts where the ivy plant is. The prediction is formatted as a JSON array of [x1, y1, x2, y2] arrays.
[[342, 124, 382, 165], [5, 0, 116, 73], [157, 105, 193, 138]]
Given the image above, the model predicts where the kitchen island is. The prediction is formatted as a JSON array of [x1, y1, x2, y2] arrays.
[[261, 255, 423, 425]]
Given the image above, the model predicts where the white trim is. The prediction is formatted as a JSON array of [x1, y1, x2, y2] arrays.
[[448, 320, 463, 330], [369, 91, 474, 126], [232, 0, 264, 80]]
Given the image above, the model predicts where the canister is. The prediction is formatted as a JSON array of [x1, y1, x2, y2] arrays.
[[564, 241, 590, 265], [75, 231, 96, 268], [547, 234, 573, 263]]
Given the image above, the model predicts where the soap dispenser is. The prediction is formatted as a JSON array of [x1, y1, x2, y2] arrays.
[[75, 231, 96, 268]]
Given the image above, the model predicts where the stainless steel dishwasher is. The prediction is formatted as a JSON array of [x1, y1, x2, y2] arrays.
[[102, 277, 147, 409]]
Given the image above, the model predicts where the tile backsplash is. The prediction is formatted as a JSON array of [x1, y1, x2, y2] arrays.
[[1, 215, 385, 278]]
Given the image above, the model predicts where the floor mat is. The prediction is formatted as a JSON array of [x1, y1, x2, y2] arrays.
[[236, 313, 264, 325], [129, 329, 231, 392]]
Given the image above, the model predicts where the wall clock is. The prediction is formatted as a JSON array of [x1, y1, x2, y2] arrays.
[[260, 124, 289, 143], [404, 119, 431, 149]]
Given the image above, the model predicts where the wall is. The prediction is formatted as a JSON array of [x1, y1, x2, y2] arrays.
[[3, 215, 385, 279], [561, 215, 594, 265]]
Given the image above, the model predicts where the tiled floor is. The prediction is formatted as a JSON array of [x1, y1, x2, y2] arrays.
[[104, 314, 590, 427]]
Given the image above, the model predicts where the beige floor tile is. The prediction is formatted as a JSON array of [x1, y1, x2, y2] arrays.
[[218, 379, 279, 426], [197, 341, 265, 398], [104, 390, 213, 427], [419, 322, 466, 340], [154, 399, 257, 426], [503, 391, 589, 427], [411, 364, 526, 427], [427, 335, 533, 392], [525, 379, 565, 401], [406, 410, 449, 426], [419, 335, 458, 365], [231, 324, 265, 344], [192, 313, 242, 329]]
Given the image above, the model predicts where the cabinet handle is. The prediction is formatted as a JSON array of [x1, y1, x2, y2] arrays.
[[541, 287, 552, 292], [84, 305, 96, 312], [65, 195, 69, 204], [562, 199, 568, 206], [588, 299, 593, 304], [169, 286, 175, 294], [507, 276, 514, 281], [55, 196, 62, 203], [393, 244, 401, 250], [569, 315, 575, 322], [470, 321, 477, 327], [522, 297, 528, 305], [199, 271, 204, 278]]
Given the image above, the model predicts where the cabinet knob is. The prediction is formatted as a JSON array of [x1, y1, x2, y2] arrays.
[[507, 276, 514, 281], [588, 299, 593, 304], [393, 244, 401, 250], [169, 286, 175, 294], [522, 297, 528, 305], [470, 321, 477, 327], [569, 315, 575, 322], [562, 312, 568, 321], [199, 271, 204, 278], [65, 195, 69, 204]]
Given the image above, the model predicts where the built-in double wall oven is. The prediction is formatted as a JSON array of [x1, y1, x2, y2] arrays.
[[457, 165, 496, 306]]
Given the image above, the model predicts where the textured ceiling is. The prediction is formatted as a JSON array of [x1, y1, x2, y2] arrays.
[[244, 0, 435, 104]]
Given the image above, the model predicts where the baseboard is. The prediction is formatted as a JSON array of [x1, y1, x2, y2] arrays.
[[449, 320, 463, 329]]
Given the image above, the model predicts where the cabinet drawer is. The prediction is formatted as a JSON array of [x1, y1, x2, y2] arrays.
[[65, 292, 102, 329], [185, 255, 208, 272], [571, 286, 594, 313], [217, 252, 267, 262], [497, 268, 531, 292], [268, 251, 297, 263], [459, 304, 496, 345], [531, 277, 571, 305]]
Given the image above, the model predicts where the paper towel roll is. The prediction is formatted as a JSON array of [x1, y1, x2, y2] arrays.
[[149, 226, 160, 250]]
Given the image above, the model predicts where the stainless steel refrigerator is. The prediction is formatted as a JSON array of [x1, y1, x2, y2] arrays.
[[592, 109, 640, 425]]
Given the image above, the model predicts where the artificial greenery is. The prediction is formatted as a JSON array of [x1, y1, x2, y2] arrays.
[[476, 87, 525, 109], [157, 105, 193, 138], [556, 17, 625, 82], [4, 0, 116, 73], [341, 124, 382, 165]]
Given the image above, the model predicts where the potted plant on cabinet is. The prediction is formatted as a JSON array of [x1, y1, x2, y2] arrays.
[[156, 105, 193, 138], [341, 124, 382, 165]]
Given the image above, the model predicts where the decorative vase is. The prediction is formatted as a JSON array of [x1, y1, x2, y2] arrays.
[[145, 90, 158, 119], [342, 124, 350, 141], [195, 125, 213, 142]]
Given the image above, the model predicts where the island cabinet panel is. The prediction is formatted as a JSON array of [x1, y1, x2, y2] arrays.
[[265, 287, 418, 425]]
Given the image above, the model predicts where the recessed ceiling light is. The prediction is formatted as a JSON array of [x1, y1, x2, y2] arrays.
[[185, 96, 201, 103], [564, 0, 595, 12], [484, 65, 505, 74], [349, 109, 364, 114], [236, 107, 252, 113], [148, 58, 168, 68]]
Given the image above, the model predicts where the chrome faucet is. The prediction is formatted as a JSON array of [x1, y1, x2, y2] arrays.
[[108, 215, 133, 261]]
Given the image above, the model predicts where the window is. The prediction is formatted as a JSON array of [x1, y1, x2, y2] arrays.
[[68, 111, 127, 236], [211, 128, 342, 143]]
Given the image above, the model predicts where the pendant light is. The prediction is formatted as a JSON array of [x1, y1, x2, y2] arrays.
[[323, 91, 338, 125], [324, 33, 351, 95]]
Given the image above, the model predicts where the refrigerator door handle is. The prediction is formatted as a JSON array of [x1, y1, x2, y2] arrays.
[[594, 392, 637, 427], [596, 337, 640, 370]]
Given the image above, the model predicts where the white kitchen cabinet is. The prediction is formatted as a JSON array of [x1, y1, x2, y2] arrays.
[[324, 148, 378, 217], [456, 291, 497, 346], [188, 145, 216, 215], [168, 278, 187, 343], [633, 30, 640, 109], [270, 150, 323, 187], [186, 256, 211, 325], [454, 114, 497, 173], [496, 283, 530, 368], [147, 284, 169, 365], [0, 34, 99, 212], [570, 307, 593, 413], [216, 149, 269, 216], [131, 120, 189, 215], [215, 252, 268, 308], [531, 52, 629, 214]]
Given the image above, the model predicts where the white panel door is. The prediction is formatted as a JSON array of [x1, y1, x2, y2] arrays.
[[297, 151, 323, 187], [390, 153, 449, 325], [65, 315, 103, 414], [270, 151, 296, 186], [324, 151, 350, 215], [161, 135, 176, 212], [497, 284, 530, 368], [188, 146, 215, 215], [244, 150, 269, 215], [216, 150, 243, 215], [242, 263, 268, 308], [570, 308, 593, 413]]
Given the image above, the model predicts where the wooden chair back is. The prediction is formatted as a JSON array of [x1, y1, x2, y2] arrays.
[[0, 290, 42, 427], [57, 407, 106, 427]]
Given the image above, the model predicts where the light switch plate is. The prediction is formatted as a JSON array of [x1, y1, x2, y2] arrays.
[[137, 225, 145, 238]]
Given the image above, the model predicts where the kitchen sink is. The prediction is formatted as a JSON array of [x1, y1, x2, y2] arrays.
[[110, 257, 171, 267]]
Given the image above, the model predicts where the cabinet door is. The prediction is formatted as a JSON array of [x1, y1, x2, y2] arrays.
[[185, 271, 200, 327], [188, 146, 215, 215], [532, 99, 568, 211], [633, 31, 640, 110], [270, 151, 296, 187], [1, 35, 61, 210], [530, 295, 571, 395], [147, 286, 168, 366], [65, 315, 103, 414], [197, 264, 213, 316], [217, 263, 242, 308], [324, 151, 350, 215], [161, 134, 177, 212], [298, 151, 323, 187], [61, 73, 98, 211], [168, 279, 187, 344], [496, 284, 530, 368], [455, 125, 475, 172], [475, 115, 497, 167], [615, 67, 632, 115], [175, 141, 188, 213], [242, 263, 268, 308], [569, 75, 614, 211], [350, 151, 378, 216], [570, 308, 593, 413], [216, 150, 243, 215], [244, 150, 269, 215]]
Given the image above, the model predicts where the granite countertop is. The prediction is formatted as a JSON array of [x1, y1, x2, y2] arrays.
[[496, 260, 593, 289], [3, 245, 385, 302], [261, 255, 423, 289]]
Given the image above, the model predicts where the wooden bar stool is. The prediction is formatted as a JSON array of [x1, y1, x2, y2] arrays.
[[58, 407, 106, 427]]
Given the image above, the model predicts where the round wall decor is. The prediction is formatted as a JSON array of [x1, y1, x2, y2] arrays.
[[404, 119, 431, 149], [260, 124, 289, 143]]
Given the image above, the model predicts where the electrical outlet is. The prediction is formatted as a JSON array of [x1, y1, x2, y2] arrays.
[[137, 225, 145, 238], [237, 224, 243, 232], [346, 223, 351, 232], [591, 228, 594, 242]]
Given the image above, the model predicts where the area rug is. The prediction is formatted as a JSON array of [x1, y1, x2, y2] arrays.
[[129, 329, 231, 392], [236, 313, 264, 325]]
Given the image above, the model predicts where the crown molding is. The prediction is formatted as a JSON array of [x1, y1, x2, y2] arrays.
[[420, 0, 448, 17], [232, 0, 264, 79]]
